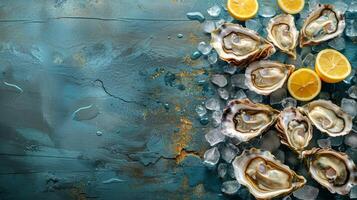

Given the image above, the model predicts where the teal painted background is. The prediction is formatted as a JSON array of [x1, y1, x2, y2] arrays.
[[0, 0, 355, 200]]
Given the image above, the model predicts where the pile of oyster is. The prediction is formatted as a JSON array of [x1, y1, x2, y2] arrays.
[[200, 4, 357, 200]]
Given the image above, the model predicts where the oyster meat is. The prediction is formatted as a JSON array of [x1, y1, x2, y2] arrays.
[[300, 4, 345, 47], [221, 98, 279, 142], [267, 14, 299, 59], [233, 148, 306, 199], [211, 23, 275, 66], [299, 100, 352, 137], [302, 148, 357, 195], [275, 107, 313, 154], [245, 60, 295, 95]]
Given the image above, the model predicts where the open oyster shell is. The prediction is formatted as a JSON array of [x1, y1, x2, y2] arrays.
[[302, 148, 357, 195], [300, 4, 345, 47], [245, 60, 295, 95], [221, 98, 279, 142], [267, 14, 299, 59], [275, 107, 313, 154], [299, 100, 352, 137], [233, 148, 306, 199], [211, 23, 276, 66]]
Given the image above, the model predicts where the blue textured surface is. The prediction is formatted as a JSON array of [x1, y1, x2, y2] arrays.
[[0, 0, 356, 200]]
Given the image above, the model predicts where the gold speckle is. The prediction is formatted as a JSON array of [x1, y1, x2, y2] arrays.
[[73, 53, 86, 66], [172, 117, 192, 157], [188, 32, 199, 44]]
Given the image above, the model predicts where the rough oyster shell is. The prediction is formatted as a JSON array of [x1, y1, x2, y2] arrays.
[[267, 14, 299, 59], [302, 148, 357, 195], [300, 4, 345, 47], [211, 23, 276, 66], [245, 60, 295, 95], [221, 98, 279, 142], [275, 107, 313, 154], [299, 100, 352, 137], [233, 148, 306, 199]]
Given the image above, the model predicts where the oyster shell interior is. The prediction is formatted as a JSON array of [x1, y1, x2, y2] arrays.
[[300, 4, 345, 47], [267, 14, 299, 59], [211, 23, 275, 66], [245, 60, 295, 95], [275, 107, 313, 153], [233, 148, 306, 199], [221, 99, 279, 142], [300, 100, 352, 137], [302, 148, 357, 195]]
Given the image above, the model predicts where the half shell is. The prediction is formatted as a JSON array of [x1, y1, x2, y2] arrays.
[[221, 98, 279, 142], [302, 148, 357, 195], [245, 60, 295, 95], [211, 23, 276, 66], [299, 100, 352, 137], [275, 107, 313, 154], [300, 4, 345, 47], [233, 148, 306, 199], [267, 14, 299, 59]]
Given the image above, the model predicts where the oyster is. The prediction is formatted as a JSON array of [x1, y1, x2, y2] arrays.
[[300, 4, 345, 47], [267, 14, 299, 59], [299, 100, 352, 137], [211, 23, 275, 66], [245, 60, 295, 95], [302, 148, 357, 195], [221, 98, 279, 142], [233, 148, 306, 199], [275, 107, 313, 154]]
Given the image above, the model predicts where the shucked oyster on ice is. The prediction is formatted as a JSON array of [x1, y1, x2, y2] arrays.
[[245, 60, 295, 95], [221, 98, 279, 142], [299, 100, 352, 137], [233, 148, 306, 199], [300, 4, 345, 47], [211, 23, 275, 66], [302, 148, 357, 195], [267, 14, 299, 59], [275, 107, 313, 154]]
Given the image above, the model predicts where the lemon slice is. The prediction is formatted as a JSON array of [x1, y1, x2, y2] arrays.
[[288, 68, 321, 101], [277, 0, 305, 14], [227, 0, 259, 21], [315, 49, 352, 83]]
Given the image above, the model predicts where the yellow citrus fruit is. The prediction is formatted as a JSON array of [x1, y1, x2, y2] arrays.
[[227, 0, 259, 21], [277, 0, 305, 14], [287, 68, 321, 101], [315, 49, 352, 83]]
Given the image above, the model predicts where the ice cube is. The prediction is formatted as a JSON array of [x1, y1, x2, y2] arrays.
[[302, 53, 315, 68], [330, 136, 343, 147], [270, 87, 287, 105], [281, 97, 297, 108], [203, 147, 220, 166], [202, 21, 216, 33], [334, 1, 348, 14], [186, 12, 205, 22], [217, 163, 227, 178], [260, 130, 281, 152], [344, 69, 356, 84], [259, 6, 276, 18], [211, 74, 227, 87], [197, 41, 212, 55], [207, 5, 221, 17], [208, 51, 218, 64], [218, 88, 229, 100], [348, 85, 357, 99], [246, 90, 263, 103], [231, 74, 248, 89], [232, 89, 247, 99], [221, 143, 239, 163], [344, 133, 357, 148], [221, 180, 241, 195], [205, 98, 220, 111], [212, 110, 223, 127], [309, 0, 320, 11], [317, 138, 331, 148], [350, 185, 357, 199], [205, 128, 225, 146], [223, 64, 237, 75], [293, 185, 319, 200], [195, 104, 207, 117], [341, 98, 357, 117], [245, 19, 262, 32], [328, 36, 345, 51]]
